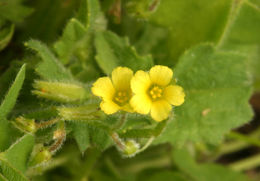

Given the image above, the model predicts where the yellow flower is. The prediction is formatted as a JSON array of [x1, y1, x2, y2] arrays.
[[130, 65, 185, 122], [92, 67, 134, 114]]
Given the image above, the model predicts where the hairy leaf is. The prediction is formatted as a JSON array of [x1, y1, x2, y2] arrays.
[[149, 0, 232, 65], [218, 0, 260, 90], [70, 122, 90, 153], [0, 159, 29, 181], [1, 134, 34, 173], [0, 65, 26, 150], [54, 18, 87, 65], [77, 0, 106, 30], [25, 40, 74, 81], [95, 31, 153, 74], [154, 44, 253, 146]]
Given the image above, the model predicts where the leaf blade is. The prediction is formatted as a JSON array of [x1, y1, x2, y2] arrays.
[[154, 44, 253, 146], [25, 40, 74, 81], [0, 65, 26, 150]]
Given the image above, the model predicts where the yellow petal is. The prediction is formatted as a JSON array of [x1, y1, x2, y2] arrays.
[[100, 101, 119, 114], [131, 70, 151, 94], [151, 99, 171, 122], [130, 94, 151, 114], [164, 85, 185, 106], [149, 65, 173, 86], [112, 67, 133, 91], [92, 77, 115, 100]]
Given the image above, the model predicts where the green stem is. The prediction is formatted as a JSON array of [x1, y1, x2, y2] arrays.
[[112, 112, 127, 131], [48, 121, 66, 154], [217, 0, 243, 48], [104, 157, 122, 179], [118, 119, 168, 138], [218, 141, 249, 156], [36, 118, 60, 129], [121, 154, 171, 173], [229, 152, 260, 171], [227, 131, 260, 147], [110, 132, 125, 150], [216, 128, 260, 157], [79, 148, 101, 180], [136, 137, 155, 154]]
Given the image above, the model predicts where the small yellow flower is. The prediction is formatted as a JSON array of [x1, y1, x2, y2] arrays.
[[92, 67, 133, 114], [130, 65, 185, 122]]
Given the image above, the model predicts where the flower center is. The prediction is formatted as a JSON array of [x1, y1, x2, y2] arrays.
[[114, 91, 130, 106], [149, 85, 163, 100]]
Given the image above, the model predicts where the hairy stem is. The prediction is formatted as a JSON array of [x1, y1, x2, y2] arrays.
[[112, 112, 127, 131], [36, 118, 60, 129]]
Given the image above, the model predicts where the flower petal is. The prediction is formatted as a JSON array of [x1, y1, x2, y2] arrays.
[[92, 77, 115, 100], [149, 65, 173, 86], [100, 101, 119, 114], [112, 67, 133, 91], [164, 85, 185, 106], [150, 99, 171, 122], [131, 70, 151, 94], [130, 94, 151, 114]]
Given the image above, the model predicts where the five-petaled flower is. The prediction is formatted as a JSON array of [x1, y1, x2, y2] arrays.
[[92, 67, 133, 114], [130, 65, 185, 122]]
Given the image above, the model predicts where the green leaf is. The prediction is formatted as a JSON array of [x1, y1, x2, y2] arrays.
[[53, 0, 105, 81], [0, 65, 26, 150], [173, 149, 250, 181], [89, 126, 112, 150], [95, 31, 153, 74], [54, 18, 87, 65], [133, 23, 168, 57], [69, 125, 111, 151], [25, 40, 74, 81], [2, 134, 34, 173], [0, 64, 26, 119], [0, 159, 29, 181], [0, 0, 33, 23], [0, 23, 14, 51], [218, 1, 260, 47], [21, 0, 79, 42], [217, 1, 260, 90], [149, 0, 232, 65], [77, 0, 106, 30], [67, 114, 112, 151], [154, 44, 253, 146], [71, 123, 90, 153]]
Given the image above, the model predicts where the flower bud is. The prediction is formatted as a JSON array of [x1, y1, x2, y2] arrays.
[[32, 80, 89, 103], [12, 116, 36, 133], [29, 148, 52, 167], [58, 104, 105, 121], [122, 140, 140, 157]]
